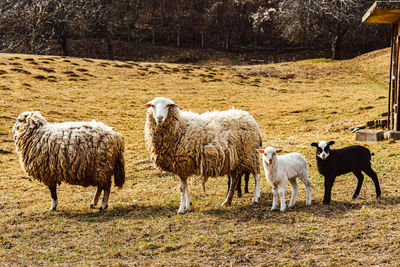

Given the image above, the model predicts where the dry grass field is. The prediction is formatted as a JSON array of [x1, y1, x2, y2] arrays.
[[1, 48, 400, 266]]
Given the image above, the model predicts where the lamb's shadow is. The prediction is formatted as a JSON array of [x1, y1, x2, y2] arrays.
[[202, 193, 400, 224], [54, 203, 177, 223]]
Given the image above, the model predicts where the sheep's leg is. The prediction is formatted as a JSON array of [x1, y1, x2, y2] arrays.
[[300, 171, 312, 205], [288, 178, 298, 208], [252, 173, 261, 203], [226, 175, 231, 197], [178, 177, 187, 214], [99, 183, 111, 212], [305, 179, 312, 206], [90, 186, 102, 209], [352, 170, 364, 199], [244, 173, 249, 194], [48, 185, 58, 211], [237, 174, 242, 198], [222, 173, 239, 206], [184, 179, 193, 212], [278, 182, 287, 212], [271, 184, 278, 211], [323, 176, 335, 204], [202, 177, 206, 197], [363, 166, 382, 200]]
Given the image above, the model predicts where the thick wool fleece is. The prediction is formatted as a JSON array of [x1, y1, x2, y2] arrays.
[[145, 106, 262, 179], [13, 111, 125, 188]]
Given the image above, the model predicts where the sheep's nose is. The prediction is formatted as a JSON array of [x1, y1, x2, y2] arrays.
[[268, 159, 272, 164], [156, 116, 164, 123]]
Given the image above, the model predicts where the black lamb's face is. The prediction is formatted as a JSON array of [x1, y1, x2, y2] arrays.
[[311, 141, 335, 160]]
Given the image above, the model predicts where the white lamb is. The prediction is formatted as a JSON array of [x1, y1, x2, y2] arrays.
[[258, 147, 312, 211]]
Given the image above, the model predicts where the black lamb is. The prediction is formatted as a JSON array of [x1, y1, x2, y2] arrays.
[[311, 141, 381, 204]]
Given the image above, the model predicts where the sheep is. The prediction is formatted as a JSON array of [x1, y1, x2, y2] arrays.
[[227, 172, 250, 197], [311, 141, 381, 204], [258, 147, 312, 211], [144, 97, 262, 214], [12, 111, 125, 211]]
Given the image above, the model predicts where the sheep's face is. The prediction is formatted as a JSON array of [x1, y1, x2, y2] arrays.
[[143, 97, 178, 124], [257, 147, 281, 165], [12, 111, 47, 137], [311, 141, 334, 160]]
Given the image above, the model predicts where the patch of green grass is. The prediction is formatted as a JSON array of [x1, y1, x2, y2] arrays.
[[300, 58, 334, 63]]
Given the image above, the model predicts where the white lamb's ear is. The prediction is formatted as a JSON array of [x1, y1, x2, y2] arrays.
[[257, 149, 264, 154], [276, 149, 283, 153], [143, 103, 152, 109]]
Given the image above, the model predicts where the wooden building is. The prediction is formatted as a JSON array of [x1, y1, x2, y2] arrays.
[[363, 1, 400, 132]]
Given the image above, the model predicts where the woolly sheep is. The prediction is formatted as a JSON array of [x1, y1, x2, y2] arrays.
[[258, 147, 312, 211], [12, 111, 125, 211], [227, 172, 250, 197], [144, 97, 262, 214], [311, 141, 381, 204]]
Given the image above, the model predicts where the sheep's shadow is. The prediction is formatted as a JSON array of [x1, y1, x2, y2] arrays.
[[35, 194, 400, 224], [51, 203, 178, 223], [202, 193, 400, 224]]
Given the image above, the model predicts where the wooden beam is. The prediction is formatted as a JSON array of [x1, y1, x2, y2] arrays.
[[363, 1, 400, 24]]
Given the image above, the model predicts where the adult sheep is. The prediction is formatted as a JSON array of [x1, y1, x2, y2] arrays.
[[144, 97, 262, 214], [12, 111, 125, 211]]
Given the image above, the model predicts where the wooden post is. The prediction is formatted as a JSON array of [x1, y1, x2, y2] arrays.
[[389, 24, 395, 130], [396, 33, 400, 131]]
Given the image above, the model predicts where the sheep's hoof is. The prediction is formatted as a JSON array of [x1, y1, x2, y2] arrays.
[[221, 201, 231, 207], [99, 204, 108, 212], [50, 207, 57, 211], [90, 204, 96, 209], [271, 206, 278, 211], [177, 209, 185, 214], [185, 207, 193, 212], [280, 208, 286, 212], [376, 195, 382, 203], [251, 197, 259, 204]]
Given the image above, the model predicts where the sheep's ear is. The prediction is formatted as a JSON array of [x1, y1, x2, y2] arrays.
[[142, 103, 152, 109], [311, 142, 318, 147], [328, 141, 335, 146], [257, 149, 264, 154], [26, 111, 37, 121], [167, 103, 178, 108], [276, 149, 283, 153]]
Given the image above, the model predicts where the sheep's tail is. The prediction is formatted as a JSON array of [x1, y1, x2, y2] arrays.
[[114, 151, 125, 188]]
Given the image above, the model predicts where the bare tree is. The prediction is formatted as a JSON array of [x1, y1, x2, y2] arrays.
[[0, 0, 389, 60], [278, 0, 377, 59]]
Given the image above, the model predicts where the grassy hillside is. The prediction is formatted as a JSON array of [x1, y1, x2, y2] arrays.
[[1, 48, 400, 265]]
